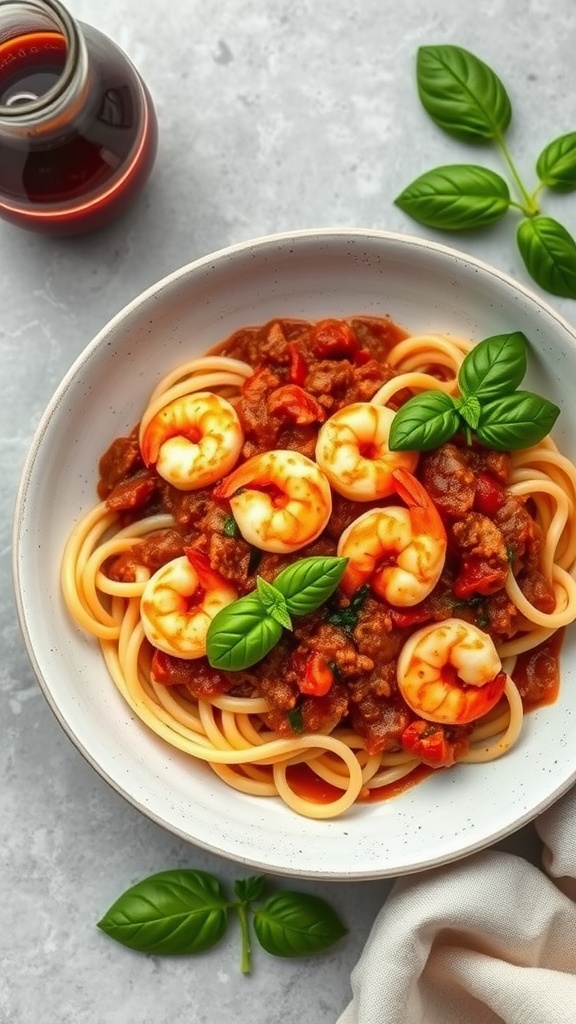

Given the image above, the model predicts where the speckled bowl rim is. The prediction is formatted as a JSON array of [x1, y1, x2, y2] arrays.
[[12, 227, 576, 879]]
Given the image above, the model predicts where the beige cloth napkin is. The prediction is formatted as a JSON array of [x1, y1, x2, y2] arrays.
[[337, 786, 576, 1024]]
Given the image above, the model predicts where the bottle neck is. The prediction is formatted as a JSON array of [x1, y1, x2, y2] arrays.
[[0, 0, 90, 137]]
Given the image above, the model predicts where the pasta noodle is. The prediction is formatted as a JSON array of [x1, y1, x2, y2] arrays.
[[61, 318, 576, 818]]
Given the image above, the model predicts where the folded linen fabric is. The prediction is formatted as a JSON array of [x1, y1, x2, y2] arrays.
[[336, 785, 576, 1024]]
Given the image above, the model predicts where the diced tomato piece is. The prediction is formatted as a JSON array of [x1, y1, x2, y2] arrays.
[[293, 650, 335, 696], [453, 556, 507, 598], [474, 473, 506, 515], [267, 384, 325, 424], [310, 319, 360, 359], [401, 720, 456, 768]]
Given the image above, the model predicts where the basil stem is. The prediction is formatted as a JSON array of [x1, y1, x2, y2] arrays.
[[237, 901, 253, 974]]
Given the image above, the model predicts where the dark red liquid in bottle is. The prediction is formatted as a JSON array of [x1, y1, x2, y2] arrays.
[[0, 21, 158, 235]]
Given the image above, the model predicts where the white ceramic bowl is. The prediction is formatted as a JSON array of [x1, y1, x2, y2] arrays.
[[13, 229, 576, 879]]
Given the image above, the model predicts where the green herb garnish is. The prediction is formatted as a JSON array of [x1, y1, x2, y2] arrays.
[[394, 44, 576, 298], [326, 583, 371, 634], [388, 331, 559, 452], [206, 556, 348, 671], [223, 514, 240, 538], [287, 706, 304, 732], [97, 868, 346, 974]]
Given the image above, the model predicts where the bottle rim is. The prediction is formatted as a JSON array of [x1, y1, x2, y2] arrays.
[[0, 0, 82, 121]]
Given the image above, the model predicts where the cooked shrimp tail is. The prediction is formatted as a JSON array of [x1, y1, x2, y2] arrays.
[[391, 467, 446, 540]]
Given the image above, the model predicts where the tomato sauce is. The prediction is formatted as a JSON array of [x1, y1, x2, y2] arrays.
[[515, 630, 563, 710], [286, 761, 437, 805], [286, 764, 344, 805]]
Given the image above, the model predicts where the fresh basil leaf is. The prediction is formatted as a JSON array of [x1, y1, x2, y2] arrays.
[[256, 577, 293, 629], [273, 556, 348, 617], [234, 876, 266, 903], [458, 332, 527, 399], [206, 593, 283, 671], [536, 132, 576, 192], [97, 869, 229, 955], [388, 391, 460, 451], [517, 216, 576, 298], [476, 391, 560, 450], [395, 164, 510, 230], [416, 45, 512, 141], [457, 394, 482, 429], [253, 892, 347, 958]]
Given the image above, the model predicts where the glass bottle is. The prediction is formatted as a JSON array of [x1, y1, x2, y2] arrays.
[[0, 0, 158, 235]]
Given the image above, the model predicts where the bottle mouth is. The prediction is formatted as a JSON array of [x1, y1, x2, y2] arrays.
[[0, 0, 80, 119]]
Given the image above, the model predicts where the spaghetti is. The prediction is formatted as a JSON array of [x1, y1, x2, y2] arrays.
[[61, 316, 576, 818]]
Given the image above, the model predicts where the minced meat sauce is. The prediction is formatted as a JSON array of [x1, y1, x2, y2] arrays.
[[97, 316, 557, 770]]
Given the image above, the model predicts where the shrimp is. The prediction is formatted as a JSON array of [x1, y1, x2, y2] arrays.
[[337, 468, 447, 605], [141, 550, 237, 659], [139, 391, 243, 491], [315, 402, 418, 500], [397, 618, 506, 725], [213, 449, 332, 553]]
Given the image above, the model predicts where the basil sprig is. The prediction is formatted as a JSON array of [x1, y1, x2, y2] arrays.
[[388, 331, 560, 452], [394, 44, 576, 299], [98, 868, 346, 974], [206, 556, 348, 671]]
